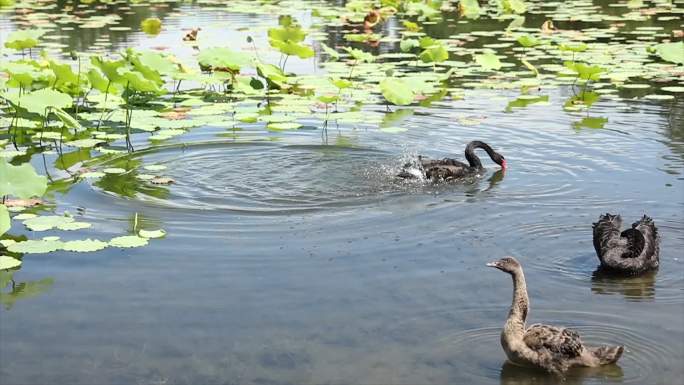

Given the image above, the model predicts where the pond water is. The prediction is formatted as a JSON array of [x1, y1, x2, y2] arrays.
[[1, 1, 683, 385]]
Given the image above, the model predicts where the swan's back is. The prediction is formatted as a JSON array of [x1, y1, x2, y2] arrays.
[[592, 213, 659, 274]]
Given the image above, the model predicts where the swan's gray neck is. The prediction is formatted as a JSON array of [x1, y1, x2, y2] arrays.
[[507, 269, 529, 326]]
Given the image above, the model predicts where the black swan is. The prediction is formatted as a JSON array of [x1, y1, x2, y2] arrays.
[[397, 141, 506, 181], [487, 257, 624, 374], [592, 214, 659, 274]]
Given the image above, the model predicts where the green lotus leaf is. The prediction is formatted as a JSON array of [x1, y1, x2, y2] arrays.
[[56, 221, 92, 231], [91, 56, 126, 83], [118, 68, 164, 94], [650, 41, 684, 65], [141, 17, 162, 36], [500, 0, 527, 14], [330, 78, 352, 89], [0, 159, 48, 199], [400, 38, 420, 53], [4, 29, 45, 50], [0, 256, 21, 270], [342, 47, 375, 63], [320, 42, 339, 60], [380, 78, 414, 106], [475, 52, 502, 71], [0, 205, 9, 236], [7, 239, 63, 254], [559, 42, 588, 53], [109, 235, 149, 248], [139, 229, 166, 239], [23, 215, 74, 231], [256, 63, 288, 88], [459, 0, 482, 19], [53, 107, 83, 130], [270, 40, 315, 59], [62, 239, 108, 252], [419, 44, 448, 63], [517, 34, 540, 48], [18, 88, 72, 115], [198, 47, 252, 72]]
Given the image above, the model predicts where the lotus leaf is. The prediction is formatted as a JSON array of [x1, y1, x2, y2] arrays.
[[139, 229, 166, 239], [0, 159, 48, 199], [198, 47, 252, 72], [62, 239, 108, 252], [0, 256, 21, 270], [18, 88, 72, 115], [380, 78, 414, 105], [7, 239, 63, 254], [141, 18, 162, 35], [23, 215, 74, 231], [475, 52, 502, 71], [0, 205, 9, 236], [109, 235, 148, 248], [4, 29, 45, 50]]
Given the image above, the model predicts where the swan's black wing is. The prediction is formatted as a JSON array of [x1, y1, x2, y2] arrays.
[[524, 324, 583, 372], [631, 215, 660, 267], [592, 213, 622, 260]]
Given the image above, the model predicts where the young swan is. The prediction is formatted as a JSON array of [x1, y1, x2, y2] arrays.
[[487, 257, 623, 374]]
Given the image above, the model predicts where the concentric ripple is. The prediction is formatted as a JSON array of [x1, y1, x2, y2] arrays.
[[120, 142, 402, 214]]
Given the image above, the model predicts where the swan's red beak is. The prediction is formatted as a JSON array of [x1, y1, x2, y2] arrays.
[[501, 159, 507, 169]]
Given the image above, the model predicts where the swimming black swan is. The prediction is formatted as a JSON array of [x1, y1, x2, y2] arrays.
[[592, 214, 659, 274], [397, 140, 506, 181], [487, 257, 623, 374]]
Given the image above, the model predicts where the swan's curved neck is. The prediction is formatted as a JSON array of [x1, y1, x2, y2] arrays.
[[507, 269, 529, 325], [465, 141, 496, 169]]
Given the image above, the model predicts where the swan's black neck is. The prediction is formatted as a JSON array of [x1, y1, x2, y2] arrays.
[[465, 141, 496, 169]]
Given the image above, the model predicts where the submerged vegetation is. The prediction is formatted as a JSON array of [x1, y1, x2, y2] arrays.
[[0, 0, 683, 307]]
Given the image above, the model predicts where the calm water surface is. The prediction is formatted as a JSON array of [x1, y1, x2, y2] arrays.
[[1, 2, 683, 385]]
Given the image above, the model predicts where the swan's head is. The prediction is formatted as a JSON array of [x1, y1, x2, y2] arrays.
[[486, 256, 521, 274], [493, 153, 506, 169]]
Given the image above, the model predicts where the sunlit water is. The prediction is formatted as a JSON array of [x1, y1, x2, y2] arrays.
[[1, 2, 684, 385]]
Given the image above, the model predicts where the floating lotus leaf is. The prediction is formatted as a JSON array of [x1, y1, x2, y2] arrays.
[[7, 239, 63, 254], [23, 215, 74, 231], [139, 229, 166, 239], [475, 52, 502, 71], [65, 138, 104, 148], [0, 256, 21, 270], [649, 41, 684, 65], [0, 159, 48, 199], [109, 235, 149, 248], [143, 164, 167, 171], [62, 239, 108, 252], [56, 222, 92, 231]]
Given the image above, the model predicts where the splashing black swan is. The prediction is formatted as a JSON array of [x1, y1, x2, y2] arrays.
[[592, 214, 659, 274], [487, 257, 624, 374], [397, 140, 506, 181]]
